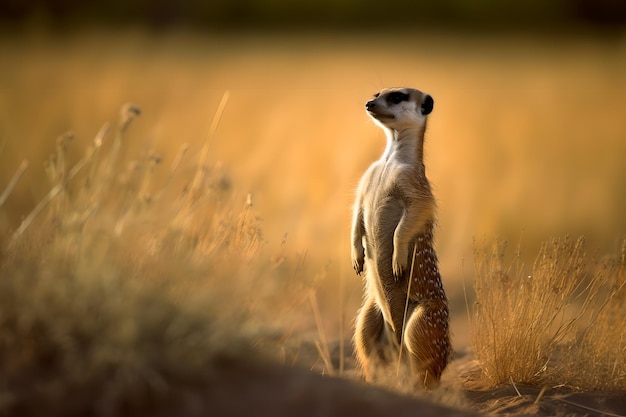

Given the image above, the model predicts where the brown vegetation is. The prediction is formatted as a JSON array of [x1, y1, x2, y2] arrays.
[[471, 236, 626, 390], [0, 100, 317, 415]]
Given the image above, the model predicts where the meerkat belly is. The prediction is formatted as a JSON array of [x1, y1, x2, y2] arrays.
[[363, 194, 404, 322], [364, 197, 402, 273]]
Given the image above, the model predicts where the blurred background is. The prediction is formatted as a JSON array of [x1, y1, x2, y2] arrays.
[[2, 0, 626, 31], [1, 0, 625, 345]]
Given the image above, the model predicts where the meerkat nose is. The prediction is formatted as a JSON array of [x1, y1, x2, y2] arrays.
[[366, 100, 376, 110]]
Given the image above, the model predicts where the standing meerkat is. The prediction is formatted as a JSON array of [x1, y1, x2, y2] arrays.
[[351, 87, 451, 389]]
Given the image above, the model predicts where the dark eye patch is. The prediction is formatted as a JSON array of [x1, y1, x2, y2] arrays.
[[387, 91, 409, 105]]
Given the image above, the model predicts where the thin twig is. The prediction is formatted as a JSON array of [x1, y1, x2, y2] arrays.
[[8, 144, 94, 248], [104, 103, 141, 178], [0, 160, 28, 208], [313, 339, 334, 377], [309, 291, 334, 376], [555, 397, 624, 417], [397, 243, 418, 377], [461, 257, 472, 325], [166, 143, 189, 185], [510, 376, 522, 397], [338, 240, 346, 375], [189, 91, 230, 196], [533, 386, 548, 405], [85, 122, 110, 189]]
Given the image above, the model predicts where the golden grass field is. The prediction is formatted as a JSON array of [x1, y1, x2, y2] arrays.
[[0, 29, 625, 416]]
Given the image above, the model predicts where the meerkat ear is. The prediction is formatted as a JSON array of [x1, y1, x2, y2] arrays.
[[421, 94, 434, 115]]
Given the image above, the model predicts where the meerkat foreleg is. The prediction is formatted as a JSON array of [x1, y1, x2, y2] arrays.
[[351, 205, 366, 275], [392, 200, 434, 278]]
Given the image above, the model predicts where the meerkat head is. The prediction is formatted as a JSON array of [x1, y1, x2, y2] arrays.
[[365, 87, 434, 131]]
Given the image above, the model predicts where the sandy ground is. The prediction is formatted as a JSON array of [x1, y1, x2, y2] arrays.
[[250, 333, 626, 417]]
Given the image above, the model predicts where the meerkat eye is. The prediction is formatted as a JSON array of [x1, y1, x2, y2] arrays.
[[387, 92, 409, 105]]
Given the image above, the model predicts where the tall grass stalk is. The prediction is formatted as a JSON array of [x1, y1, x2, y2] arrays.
[[189, 90, 230, 202], [309, 291, 334, 376], [8, 129, 103, 248], [0, 159, 28, 208]]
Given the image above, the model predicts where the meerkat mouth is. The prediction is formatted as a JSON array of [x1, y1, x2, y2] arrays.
[[367, 110, 396, 121]]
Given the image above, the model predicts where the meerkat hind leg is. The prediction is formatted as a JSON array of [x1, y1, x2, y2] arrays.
[[354, 296, 390, 381], [403, 301, 449, 389]]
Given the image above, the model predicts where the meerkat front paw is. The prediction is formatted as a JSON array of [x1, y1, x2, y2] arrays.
[[352, 245, 365, 275], [392, 246, 408, 279]]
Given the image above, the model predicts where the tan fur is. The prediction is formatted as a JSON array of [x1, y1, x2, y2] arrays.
[[352, 87, 451, 389]]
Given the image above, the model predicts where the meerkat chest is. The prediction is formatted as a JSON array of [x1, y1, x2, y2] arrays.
[[368, 159, 414, 202], [361, 161, 411, 234]]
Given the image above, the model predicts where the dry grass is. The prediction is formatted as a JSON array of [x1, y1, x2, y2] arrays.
[[567, 239, 626, 390], [0, 101, 322, 415], [471, 236, 626, 390]]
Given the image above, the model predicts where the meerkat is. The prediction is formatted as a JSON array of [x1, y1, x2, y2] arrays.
[[351, 87, 451, 389]]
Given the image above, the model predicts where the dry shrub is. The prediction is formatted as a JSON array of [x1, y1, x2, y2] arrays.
[[566, 239, 626, 390], [0, 101, 318, 416], [472, 236, 626, 390]]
